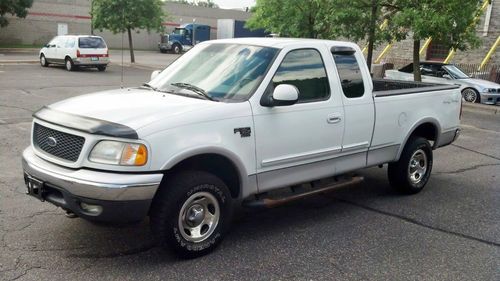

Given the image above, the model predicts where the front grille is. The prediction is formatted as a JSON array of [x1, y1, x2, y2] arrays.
[[33, 123, 85, 162]]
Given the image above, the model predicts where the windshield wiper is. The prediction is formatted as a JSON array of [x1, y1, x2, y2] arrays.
[[170, 82, 217, 101]]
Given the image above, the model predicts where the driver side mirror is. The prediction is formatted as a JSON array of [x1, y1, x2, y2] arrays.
[[443, 74, 451, 79], [261, 84, 299, 107], [150, 70, 161, 81]]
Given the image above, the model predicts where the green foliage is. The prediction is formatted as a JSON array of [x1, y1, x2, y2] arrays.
[[167, 0, 219, 8], [92, 0, 165, 34], [387, 0, 482, 51], [0, 0, 33, 27], [246, 0, 330, 38]]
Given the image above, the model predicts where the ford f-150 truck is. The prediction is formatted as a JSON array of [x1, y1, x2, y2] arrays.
[[22, 38, 461, 258]]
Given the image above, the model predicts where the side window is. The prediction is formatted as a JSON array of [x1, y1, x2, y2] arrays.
[[272, 49, 330, 102], [332, 52, 365, 98], [65, 37, 75, 48]]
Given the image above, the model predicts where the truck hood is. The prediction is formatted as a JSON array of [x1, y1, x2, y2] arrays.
[[47, 88, 218, 131]]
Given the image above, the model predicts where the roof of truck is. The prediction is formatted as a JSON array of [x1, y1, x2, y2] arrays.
[[206, 37, 359, 49]]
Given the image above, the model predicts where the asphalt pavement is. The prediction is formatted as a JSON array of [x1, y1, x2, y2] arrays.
[[0, 64, 499, 281]]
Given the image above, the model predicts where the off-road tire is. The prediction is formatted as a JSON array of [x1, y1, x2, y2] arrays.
[[150, 170, 233, 258], [388, 137, 433, 194]]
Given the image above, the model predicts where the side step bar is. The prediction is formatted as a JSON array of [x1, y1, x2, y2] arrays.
[[243, 176, 364, 209]]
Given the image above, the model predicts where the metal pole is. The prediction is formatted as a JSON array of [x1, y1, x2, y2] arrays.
[[90, 0, 94, 35]]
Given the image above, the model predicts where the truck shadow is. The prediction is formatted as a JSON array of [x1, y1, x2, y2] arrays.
[[62, 167, 403, 264]]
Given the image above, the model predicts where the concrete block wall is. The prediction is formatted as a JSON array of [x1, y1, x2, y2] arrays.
[[0, 0, 252, 50]]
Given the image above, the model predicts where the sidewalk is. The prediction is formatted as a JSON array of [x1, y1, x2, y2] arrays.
[[0, 48, 180, 69]]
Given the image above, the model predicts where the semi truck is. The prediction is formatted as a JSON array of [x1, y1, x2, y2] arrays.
[[158, 23, 210, 54], [217, 19, 268, 39]]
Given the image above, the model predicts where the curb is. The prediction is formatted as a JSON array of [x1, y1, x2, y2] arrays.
[[0, 48, 39, 53], [0, 60, 38, 64], [462, 102, 499, 115]]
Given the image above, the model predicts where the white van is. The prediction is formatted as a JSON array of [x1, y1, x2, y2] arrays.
[[39, 35, 109, 71]]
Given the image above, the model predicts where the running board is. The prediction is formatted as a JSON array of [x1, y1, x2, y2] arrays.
[[243, 175, 364, 209]]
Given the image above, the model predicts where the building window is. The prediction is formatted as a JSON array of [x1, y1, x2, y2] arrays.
[[426, 41, 449, 61]]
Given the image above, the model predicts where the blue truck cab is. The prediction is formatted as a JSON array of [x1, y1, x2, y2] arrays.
[[159, 23, 211, 54]]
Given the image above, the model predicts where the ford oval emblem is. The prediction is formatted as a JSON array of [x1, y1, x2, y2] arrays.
[[47, 136, 57, 147]]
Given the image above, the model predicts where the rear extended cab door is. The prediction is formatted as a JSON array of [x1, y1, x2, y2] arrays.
[[330, 46, 375, 173], [249, 43, 345, 193]]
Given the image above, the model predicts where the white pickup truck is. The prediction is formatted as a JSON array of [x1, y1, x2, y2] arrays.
[[22, 38, 461, 258]]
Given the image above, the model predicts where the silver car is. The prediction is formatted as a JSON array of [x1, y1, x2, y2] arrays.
[[385, 62, 500, 105]]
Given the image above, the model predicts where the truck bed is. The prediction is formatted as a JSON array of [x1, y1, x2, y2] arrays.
[[373, 79, 459, 97]]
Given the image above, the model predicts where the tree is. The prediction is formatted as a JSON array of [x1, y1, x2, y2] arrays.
[[246, 0, 395, 71], [0, 0, 33, 27], [92, 0, 165, 63], [387, 0, 482, 81], [246, 0, 331, 38]]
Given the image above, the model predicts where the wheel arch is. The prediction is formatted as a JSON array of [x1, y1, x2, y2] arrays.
[[396, 118, 441, 160], [160, 147, 249, 199], [461, 87, 480, 102]]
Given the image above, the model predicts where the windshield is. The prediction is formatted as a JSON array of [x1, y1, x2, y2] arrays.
[[173, 28, 186, 35], [443, 65, 469, 79], [148, 43, 279, 101]]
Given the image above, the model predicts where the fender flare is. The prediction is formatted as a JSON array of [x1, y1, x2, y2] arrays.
[[396, 117, 441, 160], [160, 146, 249, 195]]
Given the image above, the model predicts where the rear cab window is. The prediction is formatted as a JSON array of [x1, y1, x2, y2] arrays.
[[78, 37, 106, 49], [331, 50, 365, 98]]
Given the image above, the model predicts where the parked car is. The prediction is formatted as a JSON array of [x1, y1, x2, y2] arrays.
[[23, 38, 461, 258], [385, 62, 500, 104], [39, 35, 109, 71]]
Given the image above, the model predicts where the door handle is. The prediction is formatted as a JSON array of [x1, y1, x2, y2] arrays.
[[327, 114, 342, 124]]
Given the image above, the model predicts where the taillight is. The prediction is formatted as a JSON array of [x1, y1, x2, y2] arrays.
[[104, 49, 109, 57], [77, 49, 81, 57]]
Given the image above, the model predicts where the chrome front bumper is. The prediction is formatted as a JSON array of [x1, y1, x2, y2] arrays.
[[22, 147, 163, 201]]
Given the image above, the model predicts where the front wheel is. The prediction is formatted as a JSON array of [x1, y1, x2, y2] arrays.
[[388, 137, 433, 194], [40, 54, 48, 67], [150, 171, 233, 258], [172, 44, 182, 54], [462, 88, 480, 103]]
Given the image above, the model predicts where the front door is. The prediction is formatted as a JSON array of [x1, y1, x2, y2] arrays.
[[251, 47, 345, 192]]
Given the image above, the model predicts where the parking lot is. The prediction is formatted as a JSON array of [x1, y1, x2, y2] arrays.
[[0, 63, 499, 281]]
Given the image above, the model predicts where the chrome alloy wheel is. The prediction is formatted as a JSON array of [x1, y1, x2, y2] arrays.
[[462, 89, 477, 103], [408, 149, 428, 184], [178, 191, 220, 243]]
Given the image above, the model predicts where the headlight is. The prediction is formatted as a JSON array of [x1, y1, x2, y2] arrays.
[[483, 88, 497, 93], [89, 141, 148, 166]]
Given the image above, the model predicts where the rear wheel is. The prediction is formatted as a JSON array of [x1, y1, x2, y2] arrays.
[[40, 54, 48, 67], [150, 171, 233, 258], [388, 137, 433, 194], [97, 65, 106, 72], [462, 88, 480, 103], [65, 57, 74, 71]]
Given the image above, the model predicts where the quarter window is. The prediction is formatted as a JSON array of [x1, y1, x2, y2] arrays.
[[271, 49, 330, 102], [332, 52, 365, 98]]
